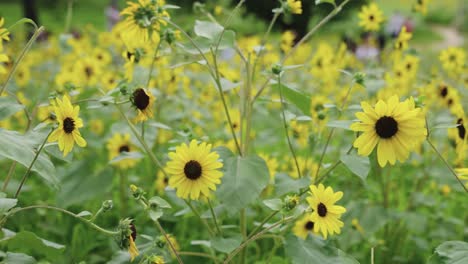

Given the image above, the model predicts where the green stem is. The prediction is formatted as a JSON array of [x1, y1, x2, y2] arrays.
[[184, 200, 215, 237], [154, 220, 184, 264], [119, 170, 128, 217], [278, 74, 301, 178], [64, 0, 74, 33], [0, 26, 45, 96], [115, 104, 169, 178], [146, 40, 162, 88], [14, 128, 53, 198], [89, 207, 103, 223], [207, 199, 222, 235], [223, 216, 295, 264], [2, 161, 16, 192], [4, 205, 117, 235], [247, 210, 278, 238], [426, 138, 468, 192], [239, 208, 247, 264], [252, 0, 351, 102]]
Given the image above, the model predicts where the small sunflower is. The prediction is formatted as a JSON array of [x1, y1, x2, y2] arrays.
[[358, 3, 384, 32], [131, 88, 155, 123], [439, 47, 465, 75], [166, 140, 223, 200], [395, 26, 412, 51], [48, 95, 87, 156], [286, 0, 303, 15], [293, 215, 318, 239], [107, 133, 140, 169], [413, 0, 430, 15], [306, 184, 346, 239], [350, 95, 427, 167]]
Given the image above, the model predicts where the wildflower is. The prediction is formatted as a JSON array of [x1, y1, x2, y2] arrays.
[[131, 88, 155, 123], [413, 0, 430, 15], [293, 215, 318, 239], [439, 47, 465, 75], [0, 18, 10, 49], [117, 219, 139, 262], [306, 184, 346, 239], [350, 95, 427, 167], [358, 3, 384, 32], [107, 133, 140, 169], [48, 95, 87, 156], [166, 140, 223, 200], [395, 26, 412, 51], [285, 0, 303, 15], [280, 30, 296, 53]]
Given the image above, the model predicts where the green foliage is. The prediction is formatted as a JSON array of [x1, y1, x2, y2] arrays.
[[428, 241, 468, 264]]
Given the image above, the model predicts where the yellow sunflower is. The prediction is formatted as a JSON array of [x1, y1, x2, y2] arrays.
[[131, 88, 155, 123], [350, 95, 427, 167], [48, 95, 87, 156], [107, 133, 140, 169], [0, 17, 10, 49], [166, 140, 223, 200], [358, 3, 384, 32], [306, 184, 346, 239], [292, 215, 318, 239], [128, 236, 139, 261], [395, 26, 412, 51], [439, 47, 465, 75], [286, 0, 303, 15]]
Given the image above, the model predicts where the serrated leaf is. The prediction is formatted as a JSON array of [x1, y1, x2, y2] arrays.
[[0, 97, 24, 120], [211, 234, 242, 253], [217, 155, 269, 210], [0, 198, 17, 215], [263, 198, 282, 211], [0, 129, 58, 188], [428, 241, 468, 264], [340, 154, 370, 181]]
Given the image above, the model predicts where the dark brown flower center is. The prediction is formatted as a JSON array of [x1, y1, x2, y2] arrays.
[[63, 117, 75, 134], [369, 15, 375, 21], [84, 66, 93, 78], [184, 160, 202, 180], [440, 85, 448, 98], [305, 221, 314, 230], [375, 116, 398, 139], [318, 202, 327, 217], [457, 118, 466, 140], [132, 88, 150, 110], [130, 223, 137, 241], [119, 145, 130, 153]]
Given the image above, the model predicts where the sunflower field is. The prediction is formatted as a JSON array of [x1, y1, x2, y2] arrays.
[[0, 0, 467, 263]]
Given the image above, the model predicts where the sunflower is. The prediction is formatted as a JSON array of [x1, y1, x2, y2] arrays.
[[350, 95, 427, 167], [395, 26, 412, 51], [166, 140, 223, 200], [107, 133, 140, 169], [358, 3, 384, 32], [154, 170, 169, 194], [306, 184, 346, 239], [118, 0, 166, 49], [48, 95, 87, 156], [128, 236, 139, 261], [413, 0, 430, 15], [286, 0, 303, 15], [131, 88, 155, 123], [0, 17, 10, 49], [439, 47, 465, 75], [293, 215, 318, 239]]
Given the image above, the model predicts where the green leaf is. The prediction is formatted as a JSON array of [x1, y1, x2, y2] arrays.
[[0, 198, 17, 215], [0, 97, 24, 120], [178, 30, 236, 55], [428, 241, 468, 264], [315, 0, 336, 7], [210, 234, 242, 253], [274, 173, 310, 197], [263, 198, 282, 211], [213, 146, 235, 163], [148, 210, 163, 221], [148, 196, 171, 209], [194, 20, 224, 40], [56, 163, 113, 207], [3, 252, 36, 264], [285, 235, 359, 264], [6, 231, 65, 260], [0, 129, 58, 188], [76, 211, 92, 217], [273, 83, 311, 115], [340, 153, 370, 181], [326, 120, 353, 130], [217, 155, 269, 210]]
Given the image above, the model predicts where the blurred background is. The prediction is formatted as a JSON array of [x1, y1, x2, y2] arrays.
[[0, 0, 466, 52]]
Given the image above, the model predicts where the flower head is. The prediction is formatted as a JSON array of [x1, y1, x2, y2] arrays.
[[107, 133, 141, 169], [293, 215, 318, 239], [48, 95, 87, 156], [351, 95, 427, 167], [131, 88, 155, 123], [286, 0, 303, 15], [358, 3, 384, 32], [166, 140, 223, 200], [306, 184, 346, 239]]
